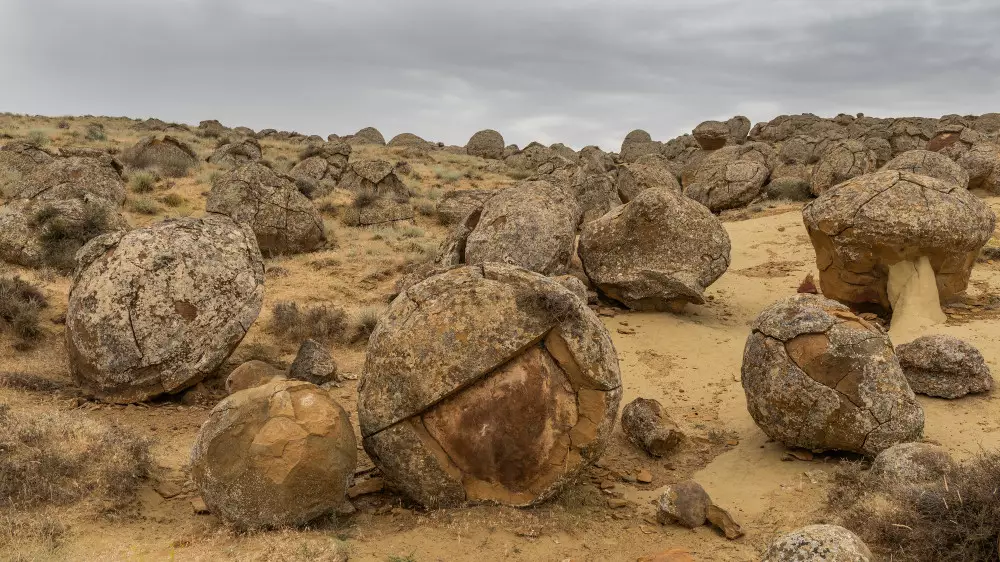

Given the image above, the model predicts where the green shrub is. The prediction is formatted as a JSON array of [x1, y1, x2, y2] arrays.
[[129, 172, 156, 193], [24, 131, 48, 147], [127, 196, 160, 215], [84, 124, 106, 141]]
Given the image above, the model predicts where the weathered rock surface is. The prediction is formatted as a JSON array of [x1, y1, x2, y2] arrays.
[[883, 149, 969, 188], [0, 140, 55, 177], [207, 137, 262, 168], [348, 127, 386, 146], [359, 264, 622, 508], [616, 154, 682, 202], [338, 159, 409, 200], [684, 143, 776, 211], [191, 380, 357, 529], [742, 294, 924, 456], [288, 141, 351, 196], [9, 155, 126, 204], [120, 135, 198, 172], [435, 189, 496, 225], [571, 170, 622, 225], [462, 181, 581, 275], [621, 397, 683, 457], [207, 162, 326, 256], [895, 334, 993, 398], [761, 525, 873, 562], [802, 170, 995, 308], [693, 121, 730, 150], [466, 129, 505, 160], [957, 143, 1000, 193], [225, 360, 287, 394], [288, 339, 339, 386], [868, 442, 956, 485], [810, 139, 877, 195], [578, 187, 730, 310], [67, 215, 265, 403], [656, 481, 710, 528]]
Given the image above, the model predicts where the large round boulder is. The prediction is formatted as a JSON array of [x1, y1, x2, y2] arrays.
[[207, 162, 326, 256], [579, 187, 731, 311], [571, 170, 622, 225], [288, 141, 352, 197], [742, 294, 924, 456], [810, 139, 877, 195], [802, 170, 995, 310], [466, 129, 504, 160], [895, 334, 993, 398], [692, 121, 730, 150], [207, 137, 262, 168], [0, 140, 55, 177], [435, 189, 496, 226], [462, 180, 581, 275], [67, 215, 265, 403], [762, 525, 873, 562], [349, 127, 386, 146], [120, 135, 198, 175], [359, 265, 621, 508], [620, 129, 663, 163], [883, 149, 969, 188], [9, 155, 125, 204], [868, 442, 956, 485], [684, 143, 776, 211], [615, 153, 682, 202], [338, 159, 409, 200], [957, 142, 1000, 193], [191, 380, 356, 529]]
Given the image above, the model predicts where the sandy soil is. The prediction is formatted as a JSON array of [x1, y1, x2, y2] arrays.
[[1, 115, 998, 562]]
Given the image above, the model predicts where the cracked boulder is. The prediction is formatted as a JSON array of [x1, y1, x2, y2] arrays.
[[810, 139, 878, 195], [957, 143, 1000, 193], [868, 442, 956, 485], [358, 264, 622, 508], [288, 141, 351, 197], [742, 294, 924, 456], [460, 180, 581, 275], [895, 334, 993, 398], [762, 525, 873, 562], [338, 159, 409, 200], [883, 149, 969, 188], [692, 121, 730, 150], [0, 140, 55, 177], [191, 380, 357, 529], [684, 143, 776, 211], [120, 135, 198, 172], [615, 153, 682, 202], [207, 137, 263, 168], [620, 130, 663, 163], [435, 189, 495, 225], [802, 170, 995, 311], [926, 124, 983, 159], [571, 170, 622, 225], [67, 214, 265, 403], [207, 162, 326, 256], [466, 129, 504, 160], [578, 187, 730, 311]]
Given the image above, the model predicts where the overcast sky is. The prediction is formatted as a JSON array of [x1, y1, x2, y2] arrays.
[[2, 0, 999, 150]]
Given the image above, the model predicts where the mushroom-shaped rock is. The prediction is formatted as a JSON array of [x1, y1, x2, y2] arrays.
[[895, 334, 993, 398], [868, 442, 956, 485], [762, 525, 873, 562], [883, 149, 969, 188], [692, 121, 730, 150], [358, 264, 622, 508], [207, 137, 262, 168], [191, 380, 357, 529], [684, 143, 776, 211], [742, 294, 924, 456], [207, 162, 326, 256], [802, 170, 995, 336], [466, 129, 504, 160], [579, 187, 730, 311], [288, 141, 352, 197], [120, 135, 198, 173], [810, 139, 877, 195], [67, 215, 265, 403], [462, 180, 581, 276], [338, 159, 409, 200], [616, 154, 682, 202]]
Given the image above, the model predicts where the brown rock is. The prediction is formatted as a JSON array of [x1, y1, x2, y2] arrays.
[[868, 442, 956, 485], [466, 129, 504, 160], [288, 339, 339, 386], [742, 294, 924, 456], [359, 264, 622, 508], [883, 149, 969, 188], [616, 153, 682, 203], [435, 189, 495, 225], [578, 187, 731, 311], [621, 397, 684, 457], [67, 215, 265, 403], [226, 360, 287, 394], [0, 140, 55, 177], [656, 480, 710, 528], [349, 127, 386, 146], [810, 139, 877, 195], [706, 504, 744, 539], [957, 142, 1000, 193], [684, 142, 776, 211], [207, 137, 262, 168], [120, 135, 198, 174], [338, 159, 409, 200], [347, 477, 385, 499], [190, 380, 357, 529], [693, 120, 730, 150], [895, 334, 993, 398]]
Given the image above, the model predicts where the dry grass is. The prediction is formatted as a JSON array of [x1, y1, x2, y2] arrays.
[[0, 372, 68, 392], [352, 188, 378, 209], [829, 453, 1000, 562], [25, 130, 49, 147], [129, 171, 157, 193], [0, 276, 47, 349], [269, 301, 349, 343], [127, 195, 161, 215], [350, 304, 385, 343], [32, 202, 114, 273]]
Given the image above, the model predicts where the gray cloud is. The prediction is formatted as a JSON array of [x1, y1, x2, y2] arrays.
[[2, 0, 999, 150]]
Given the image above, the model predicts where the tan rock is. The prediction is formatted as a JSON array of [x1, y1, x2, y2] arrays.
[[621, 397, 684, 457], [226, 360, 287, 394], [656, 480, 710, 528], [883, 149, 969, 188], [762, 525, 873, 562], [810, 139, 877, 195]]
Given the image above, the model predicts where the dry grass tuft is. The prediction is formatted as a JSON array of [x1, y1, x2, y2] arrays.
[[0, 276, 47, 348], [24, 130, 49, 147], [270, 301, 348, 343], [0, 372, 68, 392], [352, 188, 378, 209], [32, 202, 114, 274], [829, 452, 1000, 562], [127, 195, 161, 215], [350, 305, 385, 343], [0, 403, 152, 512], [129, 171, 157, 193]]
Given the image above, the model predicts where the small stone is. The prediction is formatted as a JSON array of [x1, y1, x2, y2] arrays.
[[608, 498, 628, 509], [191, 497, 209, 514], [706, 504, 744, 540], [347, 477, 385, 499], [153, 480, 183, 499], [656, 480, 710, 529], [600, 480, 617, 490], [621, 398, 685, 457], [636, 470, 653, 484], [288, 339, 340, 385]]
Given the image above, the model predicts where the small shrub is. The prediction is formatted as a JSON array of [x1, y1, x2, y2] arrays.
[[396, 225, 424, 239], [269, 301, 348, 343], [298, 145, 325, 160], [158, 192, 184, 207], [24, 130, 49, 147], [413, 198, 436, 217], [0, 277, 47, 348], [352, 188, 378, 209], [129, 171, 156, 193], [295, 177, 317, 199], [317, 201, 338, 216], [158, 153, 194, 178], [33, 202, 113, 273], [350, 305, 385, 343], [85, 124, 106, 141], [0, 372, 66, 392], [830, 452, 1000, 562], [127, 196, 160, 215], [0, 404, 151, 511], [432, 166, 463, 184], [56, 120, 70, 130]]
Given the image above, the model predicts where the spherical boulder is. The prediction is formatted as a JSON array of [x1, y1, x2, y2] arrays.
[[684, 143, 776, 211], [810, 139, 877, 195], [350, 127, 386, 146], [120, 135, 198, 174], [466, 129, 504, 160], [67, 215, 265, 403], [692, 121, 730, 150], [957, 142, 1000, 193], [358, 264, 622, 508], [207, 137, 262, 168], [226, 360, 287, 394], [762, 525, 873, 562], [207, 162, 326, 256], [868, 442, 956, 485], [802, 170, 995, 324], [620, 129, 662, 163], [191, 380, 357, 529], [338, 159, 409, 200], [895, 334, 993, 398], [883, 149, 969, 188], [434, 189, 495, 225], [616, 153, 682, 202], [742, 294, 924, 456], [579, 187, 730, 311]]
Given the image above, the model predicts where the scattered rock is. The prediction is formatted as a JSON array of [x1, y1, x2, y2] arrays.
[[706, 504, 744, 540], [761, 524, 873, 562], [868, 442, 956, 485], [207, 137, 262, 168], [288, 339, 339, 386], [620, 397, 684, 457], [656, 480, 710, 528], [693, 120, 730, 150], [895, 335, 993, 398], [347, 477, 385, 499]]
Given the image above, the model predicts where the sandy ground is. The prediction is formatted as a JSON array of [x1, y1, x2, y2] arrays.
[[1, 115, 998, 561]]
